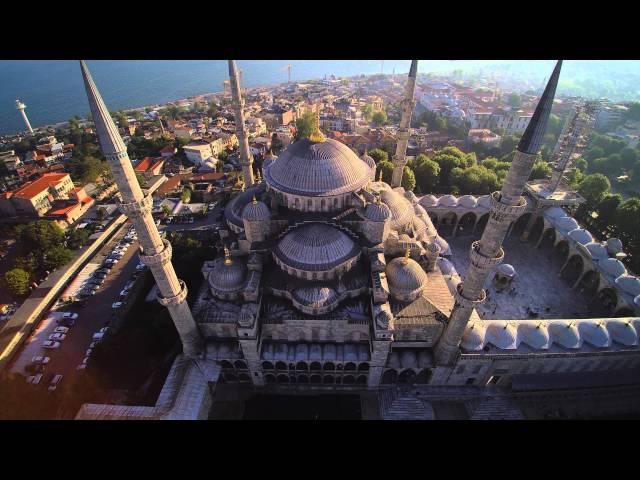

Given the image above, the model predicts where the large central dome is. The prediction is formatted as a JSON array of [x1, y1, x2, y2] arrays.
[[273, 223, 361, 280], [265, 138, 371, 196]]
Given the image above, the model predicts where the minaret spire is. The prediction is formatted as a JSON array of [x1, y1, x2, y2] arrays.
[[391, 60, 418, 188], [434, 60, 563, 368], [228, 60, 255, 187], [79, 60, 203, 357]]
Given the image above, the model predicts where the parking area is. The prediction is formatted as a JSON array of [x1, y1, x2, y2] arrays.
[[9, 222, 147, 392]]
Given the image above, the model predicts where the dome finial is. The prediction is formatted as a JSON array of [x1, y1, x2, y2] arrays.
[[308, 108, 325, 143], [402, 246, 411, 265], [378, 168, 383, 183], [252, 194, 257, 205], [224, 245, 233, 266]]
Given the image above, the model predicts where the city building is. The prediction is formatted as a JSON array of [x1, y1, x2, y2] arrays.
[[1, 172, 75, 217]]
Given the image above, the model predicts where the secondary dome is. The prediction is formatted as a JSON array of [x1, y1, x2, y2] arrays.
[[381, 190, 415, 231], [413, 204, 428, 217], [292, 286, 340, 312], [364, 201, 392, 222], [585, 242, 608, 260], [208, 256, 247, 297], [385, 256, 428, 301], [607, 237, 623, 256], [242, 198, 270, 221], [264, 138, 370, 196], [458, 195, 478, 208], [360, 152, 376, 171], [438, 194, 458, 207], [546, 207, 567, 220], [498, 263, 515, 277], [600, 258, 627, 278], [404, 190, 418, 204], [568, 228, 594, 245], [273, 223, 360, 279], [477, 195, 491, 208], [518, 323, 549, 349], [615, 275, 640, 296], [419, 194, 438, 207], [555, 216, 579, 233]]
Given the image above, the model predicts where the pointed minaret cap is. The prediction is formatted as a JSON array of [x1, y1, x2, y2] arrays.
[[79, 60, 127, 156], [409, 60, 418, 79], [517, 60, 563, 155]]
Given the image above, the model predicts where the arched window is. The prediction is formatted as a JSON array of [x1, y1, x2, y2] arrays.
[[324, 362, 335, 371], [358, 362, 370, 372], [234, 360, 247, 370], [225, 373, 237, 383], [343, 375, 355, 385], [276, 374, 289, 384], [344, 362, 356, 371], [275, 361, 287, 370], [323, 375, 334, 384], [262, 361, 274, 370], [296, 361, 308, 371], [310, 375, 322, 384], [382, 369, 397, 384], [220, 360, 233, 369], [297, 375, 309, 384], [310, 362, 322, 371], [356, 375, 367, 385], [265, 374, 276, 384]]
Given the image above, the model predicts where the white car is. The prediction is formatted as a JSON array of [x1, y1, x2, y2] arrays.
[[105, 259, 119, 265], [31, 356, 50, 364], [49, 333, 66, 341], [76, 364, 87, 371], [136, 263, 146, 271], [89, 341, 99, 348], [112, 302, 123, 309], [120, 289, 130, 297], [43, 341, 61, 349], [98, 327, 110, 334], [54, 326, 69, 334], [48, 374, 63, 392], [26, 374, 43, 385], [92, 332, 105, 341], [60, 312, 78, 320]]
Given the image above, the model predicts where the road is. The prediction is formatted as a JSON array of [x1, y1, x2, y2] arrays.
[[11, 222, 143, 391]]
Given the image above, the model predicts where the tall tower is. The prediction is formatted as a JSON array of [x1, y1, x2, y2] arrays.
[[228, 60, 255, 187], [16, 99, 34, 134], [391, 60, 418, 188], [434, 61, 563, 366], [79, 61, 203, 357]]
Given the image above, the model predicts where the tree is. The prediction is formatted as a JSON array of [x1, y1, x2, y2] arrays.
[[43, 246, 74, 271], [368, 148, 388, 164], [574, 157, 588, 172], [161, 204, 171, 217], [449, 165, 500, 195], [401, 166, 416, 191], [361, 104, 374, 121], [95, 207, 107, 221], [415, 158, 440, 193], [4, 268, 30, 296], [596, 193, 623, 227], [16, 221, 65, 255], [590, 157, 616, 176], [619, 147, 638, 170], [67, 229, 90, 250], [529, 161, 552, 180], [614, 198, 640, 238], [578, 173, 611, 205], [507, 93, 522, 108], [626, 102, 640, 121], [499, 135, 521, 156], [371, 110, 388, 127], [294, 110, 318, 140], [376, 161, 394, 183], [181, 187, 192, 204], [66, 155, 107, 184]]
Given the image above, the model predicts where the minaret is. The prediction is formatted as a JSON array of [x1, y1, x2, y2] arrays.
[[79, 61, 203, 357], [391, 60, 418, 188], [434, 61, 562, 366], [228, 60, 255, 187], [16, 99, 34, 134]]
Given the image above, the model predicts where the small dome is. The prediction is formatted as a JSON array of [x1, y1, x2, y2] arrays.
[[517, 323, 549, 349], [419, 194, 438, 207], [458, 195, 478, 208], [486, 322, 517, 349], [385, 257, 428, 299], [585, 242, 608, 260], [434, 235, 451, 256], [438, 194, 458, 207], [208, 256, 247, 294], [549, 322, 581, 349], [615, 275, 640, 296], [545, 207, 567, 220], [578, 321, 610, 348], [400, 350, 417, 369], [600, 258, 627, 278], [360, 153, 376, 171], [241, 198, 270, 221], [477, 195, 491, 208], [364, 201, 392, 222], [413, 204, 428, 217], [607, 320, 638, 346], [262, 155, 275, 172], [461, 323, 485, 350], [381, 190, 415, 231], [498, 263, 515, 277], [606, 237, 623, 256], [568, 228, 594, 245], [437, 257, 456, 275], [404, 190, 418, 204], [292, 286, 340, 310], [555, 216, 580, 233], [635, 294, 640, 308]]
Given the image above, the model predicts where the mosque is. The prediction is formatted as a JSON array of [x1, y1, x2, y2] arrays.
[[76, 60, 640, 420]]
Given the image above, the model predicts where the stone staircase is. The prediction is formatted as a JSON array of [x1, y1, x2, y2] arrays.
[[379, 387, 434, 420], [467, 396, 525, 420]]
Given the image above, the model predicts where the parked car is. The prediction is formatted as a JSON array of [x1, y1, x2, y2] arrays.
[[135, 263, 146, 271], [112, 302, 123, 309], [48, 374, 63, 392], [88, 279, 105, 287], [43, 341, 61, 349], [98, 327, 110, 334], [26, 374, 43, 385], [120, 289, 130, 297], [85, 348, 93, 357], [89, 341, 99, 348], [188, 217, 195, 224], [76, 363, 87, 371], [54, 326, 69, 334], [94, 272, 108, 279], [61, 312, 78, 320], [49, 333, 66, 341], [25, 363, 45, 374], [57, 318, 75, 327], [31, 356, 50, 364]]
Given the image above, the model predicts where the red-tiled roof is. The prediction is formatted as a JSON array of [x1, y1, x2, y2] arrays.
[[190, 172, 226, 182], [156, 175, 181, 195], [134, 156, 164, 172], [13, 173, 69, 200]]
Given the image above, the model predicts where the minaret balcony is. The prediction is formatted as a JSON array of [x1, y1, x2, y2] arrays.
[[453, 283, 486, 309], [140, 238, 173, 268], [469, 240, 504, 271], [118, 194, 154, 219], [488, 191, 528, 222], [157, 279, 188, 307]]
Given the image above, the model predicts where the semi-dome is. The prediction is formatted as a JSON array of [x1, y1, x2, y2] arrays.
[[385, 256, 428, 300], [364, 201, 392, 222], [419, 194, 438, 207], [486, 322, 517, 349], [517, 323, 549, 349], [434, 235, 451, 256], [498, 263, 515, 277], [578, 321, 610, 348], [438, 194, 458, 207], [615, 275, 640, 296], [555, 216, 579, 232], [292, 286, 340, 311], [458, 195, 478, 208], [585, 242, 608, 260], [404, 190, 418, 204], [606, 237, 623, 256], [273, 223, 360, 278], [241, 197, 270, 221], [264, 138, 370, 196], [208, 256, 247, 295], [607, 320, 638, 346], [568, 228, 594, 245], [360, 152, 376, 171], [381, 190, 415, 231], [545, 207, 567, 220], [600, 258, 627, 278], [549, 322, 581, 349], [437, 257, 456, 275], [477, 195, 491, 208], [461, 323, 485, 350], [413, 204, 428, 217]]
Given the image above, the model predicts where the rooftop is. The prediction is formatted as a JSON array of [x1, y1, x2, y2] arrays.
[[13, 172, 69, 200]]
